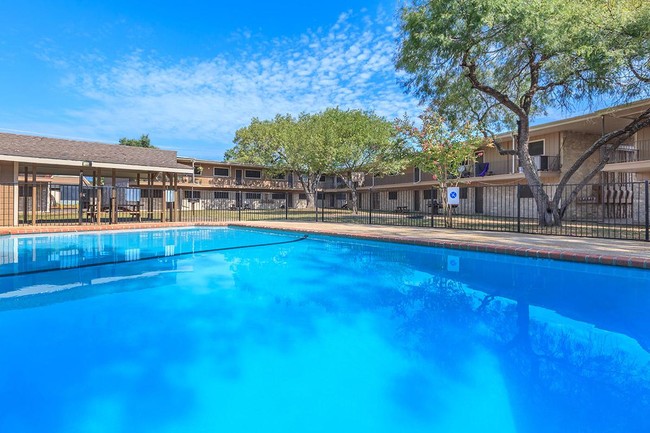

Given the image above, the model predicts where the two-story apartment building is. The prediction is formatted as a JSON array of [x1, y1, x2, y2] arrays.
[[323, 99, 650, 222], [173, 157, 305, 211]]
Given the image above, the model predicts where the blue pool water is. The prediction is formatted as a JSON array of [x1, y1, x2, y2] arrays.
[[0, 227, 648, 433]]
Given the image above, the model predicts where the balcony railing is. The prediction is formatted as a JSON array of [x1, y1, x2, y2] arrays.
[[605, 140, 650, 164], [178, 176, 300, 190]]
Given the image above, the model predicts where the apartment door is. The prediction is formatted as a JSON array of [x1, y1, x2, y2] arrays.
[[287, 193, 293, 208], [474, 187, 484, 214], [413, 190, 420, 211], [235, 169, 243, 185], [371, 192, 380, 210]]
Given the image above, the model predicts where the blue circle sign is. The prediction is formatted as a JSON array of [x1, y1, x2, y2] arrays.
[[450, 191, 457, 199]]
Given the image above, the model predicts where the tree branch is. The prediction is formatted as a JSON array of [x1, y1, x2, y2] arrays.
[[553, 106, 650, 210], [461, 51, 527, 119]]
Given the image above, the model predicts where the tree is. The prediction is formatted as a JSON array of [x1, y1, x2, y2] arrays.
[[118, 134, 156, 148], [396, 0, 650, 226], [225, 114, 334, 208], [321, 108, 410, 213], [395, 108, 488, 227]]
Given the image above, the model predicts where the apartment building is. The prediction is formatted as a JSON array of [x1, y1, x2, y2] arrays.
[[325, 99, 650, 222]]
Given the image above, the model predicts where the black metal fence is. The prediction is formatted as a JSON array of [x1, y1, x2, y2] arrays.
[[318, 181, 650, 242], [1, 181, 648, 241]]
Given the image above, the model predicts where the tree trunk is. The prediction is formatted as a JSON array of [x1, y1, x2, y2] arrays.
[[439, 183, 453, 228], [298, 174, 320, 209], [516, 116, 563, 227], [338, 173, 359, 214]]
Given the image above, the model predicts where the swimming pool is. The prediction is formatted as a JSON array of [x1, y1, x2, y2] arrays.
[[0, 227, 648, 433]]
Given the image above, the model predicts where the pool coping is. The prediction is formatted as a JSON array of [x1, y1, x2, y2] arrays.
[[1, 221, 648, 269], [228, 221, 650, 270]]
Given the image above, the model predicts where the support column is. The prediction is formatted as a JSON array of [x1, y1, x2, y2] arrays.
[[31, 165, 37, 225], [96, 168, 102, 225], [111, 169, 117, 224], [161, 173, 167, 222], [174, 174, 180, 222], [148, 172, 153, 221], [23, 166, 28, 224]]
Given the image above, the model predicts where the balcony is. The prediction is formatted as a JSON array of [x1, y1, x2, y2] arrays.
[[604, 140, 650, 163], [176, 175, 300, 190]]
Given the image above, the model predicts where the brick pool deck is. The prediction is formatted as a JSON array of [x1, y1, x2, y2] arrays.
[[1, 221, 649, 269]]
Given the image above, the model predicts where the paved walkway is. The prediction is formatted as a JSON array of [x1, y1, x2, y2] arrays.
[[1, 221, 648, 269], [230, 221, 650, 269]]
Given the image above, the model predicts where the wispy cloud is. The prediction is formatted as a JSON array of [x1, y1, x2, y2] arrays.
[[46, 10, 422, 158]]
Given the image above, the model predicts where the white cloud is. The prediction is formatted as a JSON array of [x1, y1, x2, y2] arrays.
[[51, 10, 421, 159]]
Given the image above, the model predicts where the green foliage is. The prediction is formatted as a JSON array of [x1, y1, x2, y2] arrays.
[[396, 0, 649, 129], [395, 108, 486, 187], [319, 107, 408, 177], [227, 113, 332, 175], [226, 109, 408, 210], [396, 0, 650, 226], [395, 108, 489, 227], [118, 134, 156, 148]]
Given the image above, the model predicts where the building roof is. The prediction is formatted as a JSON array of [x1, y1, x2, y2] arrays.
[[495, 98, 650, 140], [177, 156, 267, 169], [0, 133, 193, 174]]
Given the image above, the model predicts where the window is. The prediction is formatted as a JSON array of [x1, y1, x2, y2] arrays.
[[336, 192, 347, 200], [388, 191, 398, 200], [245, 192, 261, 199], [18, 185, 34, 197], [518, 185, 534, 198], [214, 191, 229, 199], [299, 193, 307, 200], [460, 187, 468, 199], [142, 189, 163, 198], [413, 167, 421, 183], [213, 167, 229, 177], [271, 193, 285, 199], [245, 170, 262, 179], [528, 140, 544, 156], [271, 173, 285, 180], [184, 190, 201, 199]]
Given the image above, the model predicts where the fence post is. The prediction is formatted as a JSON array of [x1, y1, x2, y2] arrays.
[[78, 171, 84, 225], [429, 186, 437, 228], [369, 188, 373, 225], [238, 198, 242, 221], [321, 193, 325, 222], [517, 185, 521, 233], [645, 180, 650, 241], [285, 192, 289, 220]]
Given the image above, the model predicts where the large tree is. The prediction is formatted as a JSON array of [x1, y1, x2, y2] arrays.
[[397, 0, 650, 226], [225, 114, 333, 208], [321, 107, 409, 213], [119, 134, 156, 148], [395, 108, 488, 227]]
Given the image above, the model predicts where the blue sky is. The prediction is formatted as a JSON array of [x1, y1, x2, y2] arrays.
[[1, 0, 422, 159], [0, 1, 623, 161]]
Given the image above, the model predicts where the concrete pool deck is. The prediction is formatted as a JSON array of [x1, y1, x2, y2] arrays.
[[230, 221, 650, 269], [1, 221, 649, 269]]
